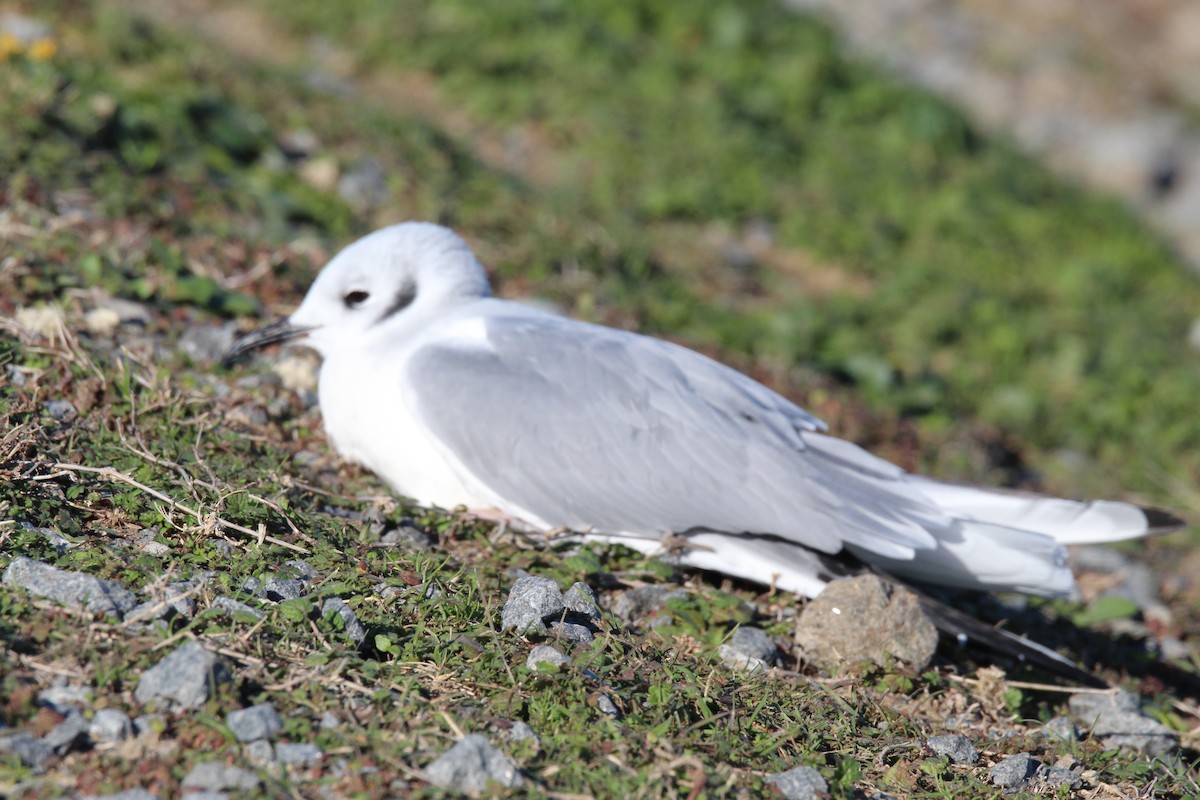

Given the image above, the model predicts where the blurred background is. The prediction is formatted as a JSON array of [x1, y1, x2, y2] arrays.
[[3, 1, 1199, 539]]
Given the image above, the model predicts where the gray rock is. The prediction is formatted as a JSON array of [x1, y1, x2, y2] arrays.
[[79, 790, 159, 800], [0, 12, 52, 44], [275, 742, 323, 766], [319, 712, 341, 729], [242, 577, 263, 596], [718, 627, 779, 673], [212, 596, 264, 620], [178, 323, 237, 365], [134, 640, 232, 711], [44, 399, 77, 423], [338, 158, 389, 210], [926, 733, 977, 764], [989, 753, 1038, 788], [379, 525, 434, 550], [548, 621, 595, 644], [424, 734, 523, 794], [562, 582, 602, 622], [1040, 716, 1077, 742], [244, 739, 275, 765], [766, 765, 828, 800], [596, 694, 620, 717], [501, 576, 564, 635], [3, 556, 137, 619], [20, 521, 70, 553], [181, 762, 260, 792], [263, 577, 307, 601], [1068, 690, 1179, 756], [526, 644, 569, 671], [612, 585, 688, 624], [38, 683, 92, 713], [0, 732, 54, 770], [284, 560, 317, 581], [1036, 760, 1082, 789], [89, 709, 133, 742], [795, 575, 938, 671], [322, 597, 367, 646], [44, 709, 89, 754], [128, 580, 199, 624], [226, 703, 283, 743], [504, 721, 538, 743], [133, 528, 170, 557]]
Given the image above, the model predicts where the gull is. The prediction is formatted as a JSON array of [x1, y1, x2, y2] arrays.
[[226, 222, 1181, 603]]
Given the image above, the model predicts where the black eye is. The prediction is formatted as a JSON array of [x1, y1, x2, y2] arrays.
[[343, 290, 370, 309]]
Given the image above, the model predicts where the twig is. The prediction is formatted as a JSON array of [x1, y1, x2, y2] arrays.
[[946, 673, 1116, 695], [51, 462, 309, 554]]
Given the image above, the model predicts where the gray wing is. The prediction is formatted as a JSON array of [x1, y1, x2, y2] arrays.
[[408, 308, 948, 559]]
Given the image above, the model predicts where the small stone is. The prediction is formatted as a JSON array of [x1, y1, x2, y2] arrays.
[[225, 403, 268, 428], [44, 709, 89, 754], [563, 582, 602, 621], [526, 644, 569, 671], [612, 585, 689, 624], [1068, 690, 1179, 756], [275, 742, 323, 766], [1040, 716, 1077, 742], [766, 765, 828, 800], [44, 399, 77, 422], [322, 597, 367, 646], [795, 575, 938, 671], [926, 734, 978, 764], [134, 640, 232, 711], [989, 753, 1038, 788], [596, 694, 620, 717], [181, 762, 260, 792], [0, 733, 54, 770], [212, 596, 264, 620], [89, 709, 133, 742], [379, 525, 434, 550], [178, 323, 237, 365], [38, 683, 92, 713], [226, 703, 283, 743], [242, 577, 263, 596], [424, 734, 523, 794], [504, 721, 537, 743], [3, 556, 137, 619], [337, 158, 389, 210], [319, 712, 341, 730], [20, 521, 70, 553], [718, 627, 779, 673], [244, 739, 275, 766], [133, 714, 164, 737], [501, 576, 564, 635], [263, 578, 307, 601], [1036, 761, 1081, 789], [548, 621, 595, 644]]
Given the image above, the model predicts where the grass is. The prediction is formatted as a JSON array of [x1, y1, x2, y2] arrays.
[[1, 1, 1199, 797]]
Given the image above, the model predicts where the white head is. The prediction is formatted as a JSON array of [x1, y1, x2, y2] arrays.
[[225, 222, 491, 361]]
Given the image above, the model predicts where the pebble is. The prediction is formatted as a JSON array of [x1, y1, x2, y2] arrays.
[[379, 525, 434, 550], [44, 399, 77, 423], [548, 620, 595, 644], [2, 557, 137, 619], [38, 683, 92, 713], [424, 734, 524, 794], [527, 644, 569, 671], [1068, 690, 1179, 756], [212, 596, 265, 620], [337, 157, 389, 210], [133, 714, 164, 737], [795, 575, 937, 671], [43, 709, 89, 754], [226, 703, 283, 743], [319, 711, 341, 729], [181, 762, 261, 792], [79, 790, 159, 800], [177, 322, 237, 365], [989, 753, 1038, 788], [925, 733, 978, 764], [263, 578, 307, 601], [503, 721, 538, 743], [19, 521, 70, 553], [89, 709, 133, 742], [0, 733, 54, 770], [275, 742, 323, 766], [501, 576, 565, 635], [322, 597, 367, 646], [766, 765, 829, 800], [244, 739, 275, 766], [134, 640, 233, 711], [596, 694, 620, 717], [1039, 716, 1077, 742], [718, 626, 779, 673], [612, 585, 688, 624], [562, 582, 602, 623]]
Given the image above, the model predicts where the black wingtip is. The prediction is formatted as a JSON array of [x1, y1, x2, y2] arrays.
[[1142, 506, 1188, 534]]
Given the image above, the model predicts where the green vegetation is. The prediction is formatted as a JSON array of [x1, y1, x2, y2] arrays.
[[1, 1, 1198, 797]]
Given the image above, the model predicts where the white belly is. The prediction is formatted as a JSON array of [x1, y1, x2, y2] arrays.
[[317, 351, 486, 510]]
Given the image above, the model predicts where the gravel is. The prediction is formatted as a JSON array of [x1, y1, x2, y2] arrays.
[[178, 322, 238, 365], [424, 734, 524, 795], [226, 703, 283, 743], [181, 761, 261, 792], [501, 576, 565, 635], [134, 640, 233, 711], [3, 556, 138, 619], [211, 596, 264, 620], [1068, 690, 1179, 756], [79, 791, 159, 800], [275, 742, 323, 766], [263, 577, 307, 601], [89, 709, 134, 742], [718, 626, 779, 673], [1040, 716, 1078, 742], [526, 644, 569, 670], [989, 753, 1038, 788], [926, 734, 978, 765], [795, 575, 937, 671], [612, 585, 688, 624], [322, 597, 367, 646], [766, 765, 829, 800]]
